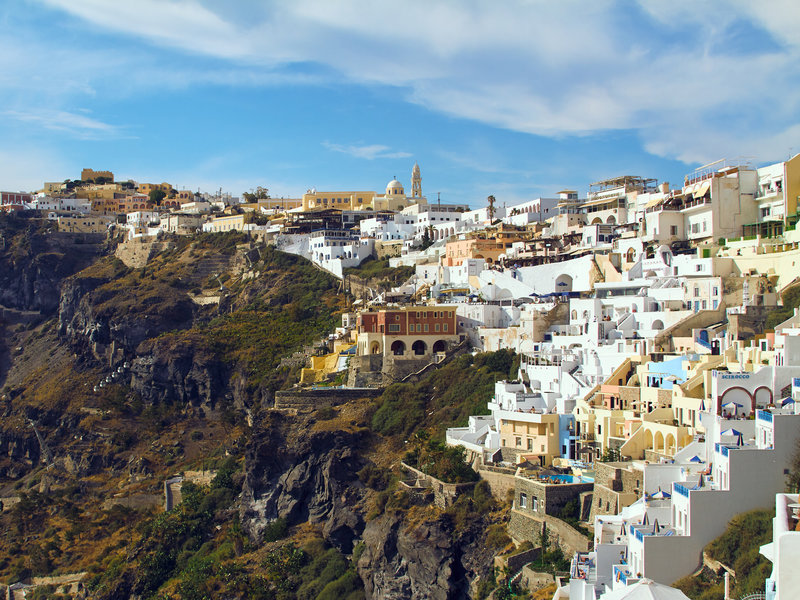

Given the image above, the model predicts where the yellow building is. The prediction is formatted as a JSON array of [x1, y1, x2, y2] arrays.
[[138, 182, 174, 195], [301, 163, 425, 212], [202, 214, 247, 232], [81, 168, 114, 182], [499, 413, 562, 466], [57, 215, 114, 233]]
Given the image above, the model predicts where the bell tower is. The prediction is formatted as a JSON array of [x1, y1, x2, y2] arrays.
[[411, 162, 422, 198]]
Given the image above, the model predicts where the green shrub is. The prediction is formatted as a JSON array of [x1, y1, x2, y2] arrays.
[[262, 518, 288, 543]]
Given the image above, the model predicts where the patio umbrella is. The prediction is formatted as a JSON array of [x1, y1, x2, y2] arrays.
[[721, 428, 742, 437], [599, 578, 691, 600]]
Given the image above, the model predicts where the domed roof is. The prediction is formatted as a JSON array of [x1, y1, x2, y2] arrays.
[[386, 178, 404, 195]]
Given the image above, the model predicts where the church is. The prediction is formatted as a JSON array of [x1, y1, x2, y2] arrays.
[[300, 163, 425, 212]]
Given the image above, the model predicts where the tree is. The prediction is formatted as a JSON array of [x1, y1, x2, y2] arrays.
[[149, 189, 167, 205]]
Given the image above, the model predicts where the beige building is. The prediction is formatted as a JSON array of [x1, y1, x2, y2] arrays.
[[81, 168, 114, 182], [301, 163, 425, 212], [57, 214, 114, 233]]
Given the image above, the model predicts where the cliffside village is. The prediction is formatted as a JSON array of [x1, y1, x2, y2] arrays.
[[4, 157, 800, 599]]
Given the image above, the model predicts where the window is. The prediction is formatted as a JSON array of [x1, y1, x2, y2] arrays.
[[694, 287, 700, 297], [702, 300, 707, 309], [516, 437, 522, 447], [671, 225, 678, 235], [519, 493, 527, 508], [443, 323, 448, 332], [532, 498, 538, 511], [424, 324, 429, 332], [435, 324, 440, 332], [527, 439, 533, 450], [395, 315, 400, 321], [388, 324, 400, 332]]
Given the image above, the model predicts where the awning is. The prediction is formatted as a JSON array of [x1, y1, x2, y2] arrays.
[[693, 181, 711, 199], [644, 197, 665, 209], [682, 184, 696, 196]]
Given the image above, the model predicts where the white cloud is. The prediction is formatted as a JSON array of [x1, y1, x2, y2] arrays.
[[4, 109, 127, 139], [23, 0, 800, 166], [322, 142, 412, 160]]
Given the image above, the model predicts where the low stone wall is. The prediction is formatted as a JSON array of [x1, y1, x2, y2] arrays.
[[401, 462, 477, 509], [507, 509, 591, 557], [519, 566, 555, 593], [273, 387, 383, 411], [495, 548, 540, 575], [102, 493, 162, 511], [477, 465, 516, 500]]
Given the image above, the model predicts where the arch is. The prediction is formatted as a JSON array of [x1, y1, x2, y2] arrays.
[[606, 215, 616, 225], [391, 340, 406, 356], [654, 431, 665, 453], [555, 273, 573, 292], [370, 341, 381, 355], [626, 247, 636, 262], [591, 217, 602, 224], [719, 386, 753, 415], [412, 340, 427, 355], [666, 433, 676, 455], [754, 386, 773, 408], [644, 429, 654, 452], [571, 310, 578, 320], [652, 320, 664, 330], [432, 340, 447, 353]]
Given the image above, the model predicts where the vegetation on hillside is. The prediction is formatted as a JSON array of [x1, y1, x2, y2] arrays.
[[766, 283, 800, 329], [342, 257, 415, 289], [674, 509, 773, 600], [371, 348, 519, 438]]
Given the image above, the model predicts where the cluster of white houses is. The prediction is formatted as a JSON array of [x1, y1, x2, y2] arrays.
[[6, 156, 800, 598]]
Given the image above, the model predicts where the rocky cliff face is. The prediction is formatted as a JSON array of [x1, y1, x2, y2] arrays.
[[239, 411, 495, 599], [128, 334, 228, 408], [0, 222, 106, 314], [240, 412, 367, 552], [58, 273, 196, 365], [357, 512, 492, 600]]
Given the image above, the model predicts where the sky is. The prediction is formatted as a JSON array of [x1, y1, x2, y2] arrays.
[[2, 0, 799, 208]]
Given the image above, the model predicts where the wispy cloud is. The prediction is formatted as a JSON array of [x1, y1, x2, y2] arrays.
[[4, 109, 128, 140], [21, 0, 800, 166], [323, 142, 412, 160]]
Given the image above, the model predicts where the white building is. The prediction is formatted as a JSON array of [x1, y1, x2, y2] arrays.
[[760, 493, 800, 600]]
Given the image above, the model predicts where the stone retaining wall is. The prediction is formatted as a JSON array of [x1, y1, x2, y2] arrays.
[[400, 462, 477, 509], [273, 387, 383, 411], [508, 509, 591, 557], [477, 466, 516, 500]]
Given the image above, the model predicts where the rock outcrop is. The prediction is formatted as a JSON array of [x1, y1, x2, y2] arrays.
[[357, 512, 492, 600], [240, 412, 367, 552], [128, 334, 228, 408], [0, 222, 106, 314], [59, 274, 195, 365]]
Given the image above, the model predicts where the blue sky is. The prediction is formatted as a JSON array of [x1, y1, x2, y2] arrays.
[[2, 1, 799, 208]]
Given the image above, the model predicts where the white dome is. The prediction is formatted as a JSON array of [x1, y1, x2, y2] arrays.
[[386, 179, 404, 195]]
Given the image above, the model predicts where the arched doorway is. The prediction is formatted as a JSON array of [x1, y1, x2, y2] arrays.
[[391, 340, 406, 356], [370, 342, 380, 354], [412, 340, 427, 356], [432, 340, 447, 353], [555, 274, 573, 293]]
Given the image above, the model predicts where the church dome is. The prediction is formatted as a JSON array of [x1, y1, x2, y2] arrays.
[[386, 178, 405, 196]]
